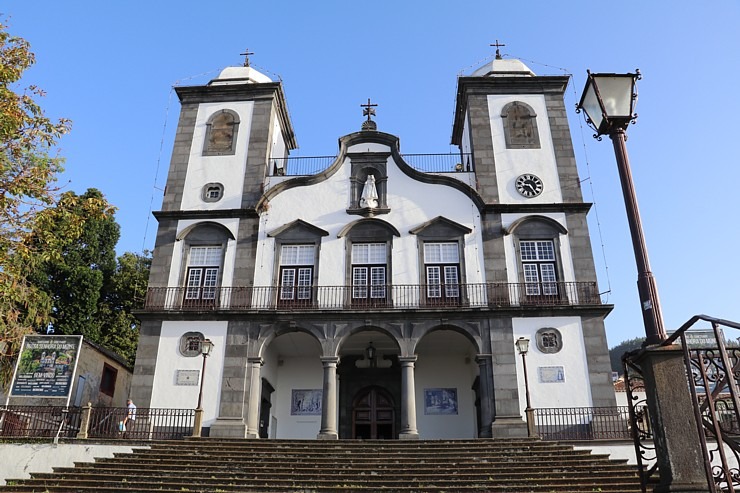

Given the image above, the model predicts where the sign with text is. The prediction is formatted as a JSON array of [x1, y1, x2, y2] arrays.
[[10, 335, 82, 398]]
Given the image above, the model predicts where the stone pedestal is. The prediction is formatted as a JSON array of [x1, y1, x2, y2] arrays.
[[637, 345, 710, 493]]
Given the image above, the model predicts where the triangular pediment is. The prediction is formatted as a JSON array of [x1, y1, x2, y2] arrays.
[[267, 219, 329, 239], [409, 216, 472, 237]]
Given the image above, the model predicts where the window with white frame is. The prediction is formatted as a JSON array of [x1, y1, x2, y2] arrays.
[[185, 246, 222, 301], [424, 242, 460, 301], [520, 240, 557, 296], [279, 244, 315, 302], [352, 243, 387, 302]]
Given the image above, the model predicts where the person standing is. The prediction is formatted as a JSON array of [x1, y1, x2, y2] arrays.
[[123, 398, 136, 432]]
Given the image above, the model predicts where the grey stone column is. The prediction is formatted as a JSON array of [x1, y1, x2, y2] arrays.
[[476, 354, 493, 438], [399, 356, 419, 440], [318, 356, 339, 440], [637, 346, 710, 492], [490, 318, 528, 438], [245, 357, 263, 439]]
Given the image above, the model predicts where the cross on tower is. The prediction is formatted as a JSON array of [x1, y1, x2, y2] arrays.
[[361, 98, 378, 122], [240, 49, 254, 67], [490, 40, 506, 60]]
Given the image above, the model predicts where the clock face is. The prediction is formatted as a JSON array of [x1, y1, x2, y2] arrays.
[[515, 174, 544, 198]]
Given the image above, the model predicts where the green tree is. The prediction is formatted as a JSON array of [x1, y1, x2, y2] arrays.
[[98, 251, 151, 366], [0, 20, 72, 388], [609, 337, 646, 375], [29, 188, 120, 341]]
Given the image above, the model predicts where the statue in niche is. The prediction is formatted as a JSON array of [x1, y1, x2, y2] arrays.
[[359, 175, 379, 208], [206, 112, 236, 153]]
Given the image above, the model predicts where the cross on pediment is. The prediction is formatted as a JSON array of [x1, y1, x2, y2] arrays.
[[490, 40, 506, 60], [240, 49, 254, 67], [361, 98, 378, 122]]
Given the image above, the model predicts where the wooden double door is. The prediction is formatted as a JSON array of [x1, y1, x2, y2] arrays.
[[352, 386, 395, 439]]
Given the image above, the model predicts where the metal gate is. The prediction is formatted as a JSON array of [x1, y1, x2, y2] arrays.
[[623, 315, 740, 492]]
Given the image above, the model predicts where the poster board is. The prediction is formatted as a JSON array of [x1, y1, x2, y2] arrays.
[[9, 335, 83, 401]]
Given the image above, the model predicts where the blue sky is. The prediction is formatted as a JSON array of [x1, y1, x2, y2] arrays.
[[3, 1, 739, 348]]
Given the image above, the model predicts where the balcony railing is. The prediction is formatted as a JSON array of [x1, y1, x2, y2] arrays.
[[272, 153, 472, 176], [144, 281, 601, 311], [534, 406, 640, 441]]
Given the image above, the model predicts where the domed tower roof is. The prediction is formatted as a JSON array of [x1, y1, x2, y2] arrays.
[[209, 50, 273, 85], [471, 57, 535, 77], [209, 65, 273, 86]]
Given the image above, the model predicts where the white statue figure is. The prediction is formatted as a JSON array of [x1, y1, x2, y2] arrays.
[[359, 174, 379, 208]]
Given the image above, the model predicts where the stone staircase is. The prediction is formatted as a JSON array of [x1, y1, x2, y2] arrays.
[[0, 438, 642, 492]]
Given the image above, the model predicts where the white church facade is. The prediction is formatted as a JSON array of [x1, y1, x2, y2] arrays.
[[131, 54, 616, 440]]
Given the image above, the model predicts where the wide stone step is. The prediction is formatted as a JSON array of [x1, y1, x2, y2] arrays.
[[9, 476, 643, 492], [88, 456, 627, 474], [0, 439, 642, 493]]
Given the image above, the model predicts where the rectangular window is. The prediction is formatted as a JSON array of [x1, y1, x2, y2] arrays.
[[520, 240, 558, 296], [351, 243, 387, 304], [279, 245, 315, 303], [185, 246, 222, 302], [424, 243, 461, 304], [100, 363, 118, 397]]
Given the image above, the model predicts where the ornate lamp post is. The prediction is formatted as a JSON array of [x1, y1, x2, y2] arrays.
[[577, 72, 708, 491], [192, 338, 213, 438], [576, 70, 667, 345], [515, 337, 536, 437]]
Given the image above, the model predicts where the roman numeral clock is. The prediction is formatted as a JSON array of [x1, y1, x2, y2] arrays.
[[515, 174, 544, 198]]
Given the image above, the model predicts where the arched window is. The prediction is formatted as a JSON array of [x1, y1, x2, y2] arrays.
[[506, 216, 567, 302], [177, 222, 234, 307], [501, 101, 540, 149], [203, 109, 239, 156]]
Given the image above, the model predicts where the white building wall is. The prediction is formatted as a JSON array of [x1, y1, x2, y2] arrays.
[[180, 101, 255, 211], [512, 317, 593, 411], [272, 356, 324, 439], [150, 321, 227, 426], [254, 144, 485, 288], [487, 94, 562, 205], [415, 355, 477, 439]]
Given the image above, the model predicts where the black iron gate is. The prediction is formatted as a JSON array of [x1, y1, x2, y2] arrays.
[[623, 315, 740, 492]]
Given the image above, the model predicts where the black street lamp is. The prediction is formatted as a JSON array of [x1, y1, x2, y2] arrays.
[[515, 337, 536, 437], [577, 70, 667, 345], [193, 338, 213, 438]]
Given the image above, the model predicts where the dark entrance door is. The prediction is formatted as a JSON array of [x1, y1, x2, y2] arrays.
[[259, 378, 274, 439], [352, 386, 395, 439]]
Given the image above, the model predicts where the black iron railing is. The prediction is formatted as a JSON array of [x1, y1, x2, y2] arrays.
[[0, 406, 82, 438], [624, 315, 740, 493], [271, 153, 473, 176], [86, 406, 194, 440], [534, 406, 637, 440], [143, 281, 601, 311], [0, 405, 194, 441]]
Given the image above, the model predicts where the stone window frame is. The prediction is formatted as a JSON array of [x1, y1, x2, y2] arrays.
[[505, 216, 568, 299], [202, 109, 240, 156], [179, 331, 205, 357], [267, 220, 329, 304], [501, 101, 541, 149], [535, 327, 563, 354], [338, 219, 400, 305], [176, 222, 235, 296], [202, 183, 224, 203], [410, 217, 472, 305]]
